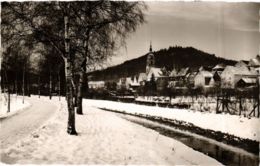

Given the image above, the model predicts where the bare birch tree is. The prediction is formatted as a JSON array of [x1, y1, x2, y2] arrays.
[[1, 1, 146, 135]]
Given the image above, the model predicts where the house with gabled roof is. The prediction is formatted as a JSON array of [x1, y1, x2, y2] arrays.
[[194, 70, 214, 89], [248, 55, 260, 67], [235, 60, 248, 68], [212, 63, 226, 72], [221, 65, 255, 88], [236, 77, 257, 88], [130, 76, 140, 89], [177, 67, 190, 78]]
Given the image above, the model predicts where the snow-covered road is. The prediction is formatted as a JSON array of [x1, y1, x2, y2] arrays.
[[0, 97, 58, 149]]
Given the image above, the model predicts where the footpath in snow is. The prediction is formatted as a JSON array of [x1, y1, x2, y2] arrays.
[[85, 99, 260, 142], [0, 95, 30, 118], [1, 97, 221, 165]]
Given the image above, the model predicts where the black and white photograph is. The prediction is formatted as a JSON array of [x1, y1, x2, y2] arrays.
[[0, 0, 259, 165]]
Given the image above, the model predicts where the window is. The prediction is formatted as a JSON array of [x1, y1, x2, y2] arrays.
[[205, 77, 211, 85]]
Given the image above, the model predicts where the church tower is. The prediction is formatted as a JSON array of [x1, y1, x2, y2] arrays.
[[146, 42, 155, 74]]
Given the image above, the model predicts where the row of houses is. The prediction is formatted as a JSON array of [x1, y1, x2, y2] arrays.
[[88, 44, 260, 93]]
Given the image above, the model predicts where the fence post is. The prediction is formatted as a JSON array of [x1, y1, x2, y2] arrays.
[[257, 76, 260, 118]]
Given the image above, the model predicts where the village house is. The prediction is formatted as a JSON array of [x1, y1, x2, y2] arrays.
[[129, 76, 140, 91], [220, 64, 255, 89], [88, 81, 105, 89], [248, 55, 260, 67], [235, 60, 248, 68], [194, 70, 214, 89], [212, 63, 225, 72], [117, 75, 141, 92], [117, 77, 131, 90], [186, 71, 198, 88], [156, 76, 169, 92], [167, 67, 190, 88], [236, 77, 257, 88], [169, 68, 178, 79]]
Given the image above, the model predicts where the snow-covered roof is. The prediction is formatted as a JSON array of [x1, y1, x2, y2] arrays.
[[126, 77, 132, 84], [235, 60, 248, 67], [198, 70, 213, 77], [248, 67, 259, 75], [138, 73, 147, 82], [130, 82, 140, 86], [147, 67, 163, 81], [188, 71, 198, 78], [222, 65, 253, 77], [88, 81, 105, 85], [239, 78, 257, 84], [169, 69, 178, 77], [130, 76, 140, 86], [177, 67, 189, 77], [213, 64, 225, 70], [249, 57, 260, 67]]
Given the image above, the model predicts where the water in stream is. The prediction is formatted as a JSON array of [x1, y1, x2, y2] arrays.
[[118, 114, 259, 166]]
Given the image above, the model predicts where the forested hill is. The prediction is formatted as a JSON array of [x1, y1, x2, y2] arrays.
[[89, 46, 236, 81]]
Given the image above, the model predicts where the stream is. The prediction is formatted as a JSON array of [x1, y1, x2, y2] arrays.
[[116, 113, 259, 166]]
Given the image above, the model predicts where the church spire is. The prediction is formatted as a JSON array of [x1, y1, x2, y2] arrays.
[[149, 41, 152, 52], [146, 41, 155, 74]]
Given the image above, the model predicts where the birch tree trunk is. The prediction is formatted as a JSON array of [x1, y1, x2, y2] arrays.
[[76, 72, 83, 114], [76, 36, 88, 115], [64, 12, 77, 135]]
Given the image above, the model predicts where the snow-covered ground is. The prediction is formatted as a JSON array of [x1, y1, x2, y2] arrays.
[[0, 95, 30, 118], [1, 97, 221, 165], [136, 96, 256, 115], [85, 99, 260, 142], [0, 95, 59, 149]]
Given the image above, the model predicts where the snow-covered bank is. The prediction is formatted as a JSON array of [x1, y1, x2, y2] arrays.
[[84, 99, 260, 142], [1, 98, 221, 165], [0, 95, 30, 118]]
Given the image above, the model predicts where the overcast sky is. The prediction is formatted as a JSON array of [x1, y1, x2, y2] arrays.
[[109, 1, 260, 66]]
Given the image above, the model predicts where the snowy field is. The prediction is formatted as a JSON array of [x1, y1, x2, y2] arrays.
[[0, 95, 30, 118], [1, 96, 221, 165], [85, 99, 260, 142]]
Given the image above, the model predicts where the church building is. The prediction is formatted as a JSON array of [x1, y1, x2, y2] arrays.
[[145, 42, 163, 81]]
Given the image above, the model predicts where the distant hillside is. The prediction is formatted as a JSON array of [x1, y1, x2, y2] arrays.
[[89, 46, 236, 81]]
